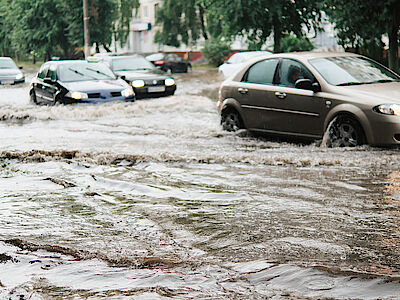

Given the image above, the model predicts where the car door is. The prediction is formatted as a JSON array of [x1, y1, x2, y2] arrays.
[[232, 58, 280, 129], [41, 64, 58, 104], [32, 64, 49, 104], [269, 58, 327, 137]]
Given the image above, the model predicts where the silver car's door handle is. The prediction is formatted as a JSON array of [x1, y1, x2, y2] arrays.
[[275, 92, 287, 99], [238, 88, 248, 94]]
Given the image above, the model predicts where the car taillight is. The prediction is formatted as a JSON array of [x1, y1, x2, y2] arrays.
[[154, 60, 165, 65]]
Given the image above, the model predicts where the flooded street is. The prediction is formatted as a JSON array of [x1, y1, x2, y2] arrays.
[[0, 68, 400, 299]]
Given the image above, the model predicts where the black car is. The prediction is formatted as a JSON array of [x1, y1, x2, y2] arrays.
[[146, 53, 192, 73], [96, 54, 176, 98], [0, 57, 25, 85], [29, 60, 135, 105]]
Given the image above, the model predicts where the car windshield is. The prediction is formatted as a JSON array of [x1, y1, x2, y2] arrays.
[[309, 56, 399, 86], [58, 62, 116, 82], [112, 57, 155, 71], [0, 59, 17, 69]]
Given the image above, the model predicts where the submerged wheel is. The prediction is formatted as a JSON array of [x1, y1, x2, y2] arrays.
[[221, 109, 243, 132], [327, 115, 365, 147]]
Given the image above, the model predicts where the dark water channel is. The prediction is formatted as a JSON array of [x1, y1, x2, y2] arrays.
[[0, 69, 399, 299]]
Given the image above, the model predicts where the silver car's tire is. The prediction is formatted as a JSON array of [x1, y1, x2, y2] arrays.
[[327, 115, 365, 147], [221, 109, 243, 132]]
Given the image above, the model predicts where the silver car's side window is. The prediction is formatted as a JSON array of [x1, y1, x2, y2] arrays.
[[242, 58, 279, 85], [279, 59, 315, 88]]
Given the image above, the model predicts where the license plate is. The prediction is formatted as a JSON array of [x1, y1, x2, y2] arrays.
[[0, 80, 13, 84], [148, 86, 165, 93]]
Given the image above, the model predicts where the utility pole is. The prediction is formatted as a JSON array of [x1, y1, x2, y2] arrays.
[[83, 0, 90, 58]]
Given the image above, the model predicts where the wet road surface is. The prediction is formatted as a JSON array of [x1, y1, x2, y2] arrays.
[[0, 68, 399, 299]]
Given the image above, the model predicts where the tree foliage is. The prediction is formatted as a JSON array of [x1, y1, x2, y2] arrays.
[[323, 0, 399, 71], [280, 35, 315, 53], [0, 0, 140, 60], [154, 0, 208, 48], [201, 38, 231, 66]]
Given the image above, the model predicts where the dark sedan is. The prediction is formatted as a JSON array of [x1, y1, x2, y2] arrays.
[[146, 53, 191, 73], [0, 57, 25, 85], [29, 60, 134, 105], [96, 54, 176, 98]]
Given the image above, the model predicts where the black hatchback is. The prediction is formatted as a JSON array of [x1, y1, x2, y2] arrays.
[[29, 60, 135, 105]]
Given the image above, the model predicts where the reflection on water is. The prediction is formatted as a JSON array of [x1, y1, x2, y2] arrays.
[[0, 69, 399, 299]]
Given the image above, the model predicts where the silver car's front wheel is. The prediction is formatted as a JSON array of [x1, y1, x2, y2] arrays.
[[328, 115, 365, 147], [221, 110, 242, 132]]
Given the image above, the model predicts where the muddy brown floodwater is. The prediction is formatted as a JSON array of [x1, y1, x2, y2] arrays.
[[0, 68, 399, 299]]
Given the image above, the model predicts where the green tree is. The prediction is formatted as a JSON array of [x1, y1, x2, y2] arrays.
[[154, 0, 208, 47], [280, 34, 315, 53], [324, 0, 399, 71], [205, 0, 322, 53], [201, 38, 231, 66]]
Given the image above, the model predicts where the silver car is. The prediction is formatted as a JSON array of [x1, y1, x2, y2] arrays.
[[218, 52, 400, 147], [0, 57, 25, 85]]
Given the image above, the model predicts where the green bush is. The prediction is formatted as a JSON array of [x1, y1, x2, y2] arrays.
[[280, 35, 315, 53], [202, 38, 231, 67]]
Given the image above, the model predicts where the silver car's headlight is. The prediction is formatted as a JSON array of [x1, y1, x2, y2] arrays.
[[15, 73, 24, 80], [165, 78, 175, 86], [374, 104, 400, 116], [66, 91, 88, 100], [121, 87, 134, 97]]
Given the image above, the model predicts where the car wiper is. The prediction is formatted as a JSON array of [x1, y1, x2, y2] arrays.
[[337, 82, 364, 86], [68, 68, 85, 76], [86, 67, 114, 79], [68, 68, 96, 80], [365, 79, 397, 84]]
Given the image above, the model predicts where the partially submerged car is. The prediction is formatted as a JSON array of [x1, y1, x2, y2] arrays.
[[146, 53, 192, 73], [0, 57, 25, 85], [218, 52, 400, 147], [96, 54, 176, 98], [29, 60, 134, 105]]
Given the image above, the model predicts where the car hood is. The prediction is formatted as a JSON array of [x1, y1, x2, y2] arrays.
[[115, 70, 169, 81], [0, 69, 21, 76], [333, 81, 400, 105], [62, 79, 128, 92]]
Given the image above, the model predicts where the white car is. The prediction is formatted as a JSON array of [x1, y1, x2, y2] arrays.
[[218, 51, 272, 78]]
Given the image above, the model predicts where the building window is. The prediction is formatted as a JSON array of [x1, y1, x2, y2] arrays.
[[143, 6, 148, 18]]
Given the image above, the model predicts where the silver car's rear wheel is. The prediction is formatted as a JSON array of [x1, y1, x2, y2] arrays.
[[328, 115, 365, 147], [221, 109, 242, 132]]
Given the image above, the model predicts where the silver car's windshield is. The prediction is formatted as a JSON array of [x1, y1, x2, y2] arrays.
[[58, 63, 116, 82], [309, 56, 399, 86], [112, 57, 155, 72], [0, 59, 17, 69]]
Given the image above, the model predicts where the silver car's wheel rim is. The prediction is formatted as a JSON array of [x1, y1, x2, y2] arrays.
[[222, 112, 240, 132], [330, 122, 358, 147]]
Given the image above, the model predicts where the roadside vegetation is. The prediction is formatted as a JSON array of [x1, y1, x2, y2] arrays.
[[0, 0, 398, 71]]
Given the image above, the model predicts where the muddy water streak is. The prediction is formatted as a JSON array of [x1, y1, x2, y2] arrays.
[[0, 69, 399, 299]]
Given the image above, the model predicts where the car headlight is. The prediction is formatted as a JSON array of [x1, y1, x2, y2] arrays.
[[165, 78, 175, 86], [374, 104, 400, 116], [66, 91, 88, 100], [121, 87, 134, 97], [132, 80, 145, 88], [15, 73, 24, 80]]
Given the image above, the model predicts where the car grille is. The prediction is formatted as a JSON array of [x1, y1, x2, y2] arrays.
[[144, 79, 164, 86], [88, 93, 100, 98], [111, 92, 121, 97]]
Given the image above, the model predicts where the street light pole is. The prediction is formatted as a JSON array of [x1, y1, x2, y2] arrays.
[[83, 0, 90, 58]]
